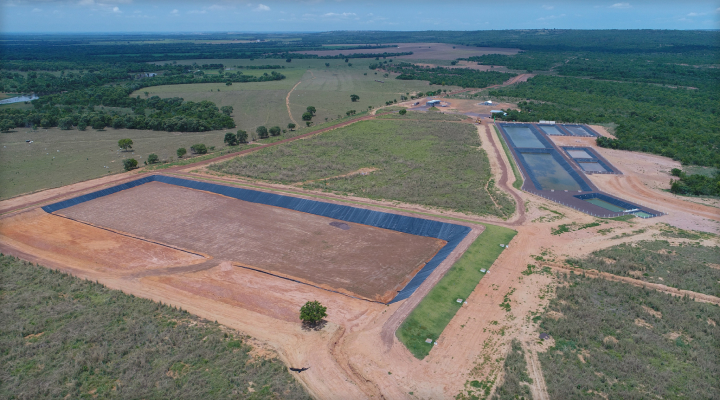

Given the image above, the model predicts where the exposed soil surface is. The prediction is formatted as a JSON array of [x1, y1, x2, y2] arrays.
[[56, 181, 446, 303]]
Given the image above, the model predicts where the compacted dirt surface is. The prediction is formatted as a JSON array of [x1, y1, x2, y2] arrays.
[[56, 181, 445, 303], [2, 108, 719, 399]]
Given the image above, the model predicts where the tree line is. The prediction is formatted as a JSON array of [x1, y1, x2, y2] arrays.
[[381, 62, 515, 88]]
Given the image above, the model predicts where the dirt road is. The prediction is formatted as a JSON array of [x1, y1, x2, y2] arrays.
[[286, 80, 302, 125]]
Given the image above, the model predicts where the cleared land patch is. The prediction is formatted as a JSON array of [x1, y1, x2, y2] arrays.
[[211, 119, 515, 217], [55, 181, 447, 302]]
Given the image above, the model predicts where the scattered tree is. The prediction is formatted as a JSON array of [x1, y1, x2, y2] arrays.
[[325, 63, 330, 67], [299, 300, 327, 326], [224, 132, 239, 146], [269, 126, 281, 136], [190, 144, 208, 154], [350, 94, 360, 102], [118, 138, 133, 151], [256, 126, 269, 139], [399, 109, 407, 115], [287, 122, 296, 131], [91, 118, 106, 130], [306, 106, 316, 115], [122, 158, 138, 171], [236, 130, 248, 143], [301, 112, 313, 121], [221, 106, 233, 116], [177, 147, 187, 158], [305, 121, 312, 127], [147, 153, 159, 164], [286, 58, 292, 63]]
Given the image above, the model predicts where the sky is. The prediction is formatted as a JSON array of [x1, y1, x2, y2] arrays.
[[1, 0, 718, 33]]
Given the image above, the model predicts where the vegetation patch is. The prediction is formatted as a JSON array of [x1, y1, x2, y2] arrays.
[[0, 255, 309, 400], [211, 119, 515, 217], [491, 339, 533, 400], [565, 240, 720, 297], [550, 221, 601, 235], [539, 271, 720, 399], [396, 224, 517, 359]]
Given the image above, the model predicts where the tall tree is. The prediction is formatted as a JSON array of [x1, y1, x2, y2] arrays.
[[269, 126, 281, 136], [118, 138, 133, 151], [256, 126, 269, 139], [350, 94, 360, 102], [224, 132, 239, 146]]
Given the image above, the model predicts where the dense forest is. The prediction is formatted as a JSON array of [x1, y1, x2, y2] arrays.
[[491, 76, 719, 167]]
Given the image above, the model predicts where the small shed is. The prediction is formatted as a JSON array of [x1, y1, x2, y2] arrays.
[[427, 100, 441, 106], [481, 100, 493, 105]]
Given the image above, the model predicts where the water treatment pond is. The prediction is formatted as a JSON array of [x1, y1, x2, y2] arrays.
[[567, 150, 592, 159], [503, 125, 547, 148], [520, 152, 584, 191], [538, 125, 564, 136], [564, 125, 593, 137], [584, 198, 626, 212], [579, 162, 607, 172]]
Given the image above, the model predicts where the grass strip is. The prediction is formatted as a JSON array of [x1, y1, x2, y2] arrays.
[[144, 144, 259, 171], [493, 124, 523, 190], [396, 224, 517, 359]]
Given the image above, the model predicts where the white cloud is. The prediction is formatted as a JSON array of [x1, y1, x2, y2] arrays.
[[323, 12, 356, 17], [537, 13, 565, 21], [188, 9, 207, 14], [77, 0, 94, 5], [610, 3, 631, 9], [542, 5, 554, 10], [686, 12, 706, 17], [171, 9, 179, 15], [254, 4, 270, 11], [112, 6, 121, 13]]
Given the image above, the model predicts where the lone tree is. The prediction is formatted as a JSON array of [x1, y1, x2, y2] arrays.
[[122, 158, 138, 171], [118, 138, 133, 151], [306, 106, 316, 116], [350, 94, 360, 102], [299, 300, 327, 326], [287, 123, 296, 131], [269, 126, 281, 136], [224, 132, 239, 146], [399, 109, 407, 115], [236, 130, 248, 143], [256, 126, 269, 139], [176, 147, 187, 158], [147, 153, 159, 164]]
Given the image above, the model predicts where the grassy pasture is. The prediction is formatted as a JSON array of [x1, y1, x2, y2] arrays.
[[566, 240, 720, 297], [0, 255, 309, 399], [539, 271, 720, 399], [0, 126, 234, 199], [211, 119, 515, 217], [396, 224, 517, 359]]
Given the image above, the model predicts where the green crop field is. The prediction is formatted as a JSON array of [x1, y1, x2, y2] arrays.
[[539, 270, 720, 399], [396, 224, 517, 359], [566, 240, 720, 297], [0, 126, 236, 199], [0, 255, 309, 399], [211, 118, 515, 217]]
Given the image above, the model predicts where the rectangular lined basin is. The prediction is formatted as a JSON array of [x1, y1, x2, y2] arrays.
[[519, 152, 584, 191], [565, 126, 593, 136], [579, 162, 607, 172], [538, 125, 564, 136], [504, 125, 547, 148], [584, 198, 626, 212], [567, 150, 592, 159]]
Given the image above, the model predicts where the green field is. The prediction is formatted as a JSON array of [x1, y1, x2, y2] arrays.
[[0, 255, 309, 399], [396, 224, 517, 359], [0, 126, 236, 199], [539, 271, 720, 399], [135, 58, 458, 133], [211, 118, 515, 217], [566, 240, 720, 297]]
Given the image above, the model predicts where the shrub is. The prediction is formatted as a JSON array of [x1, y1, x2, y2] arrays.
[[269, 126, 281, 136], [224, 132, 239, 146], [147, 153, 159, 164], [236, 130, 248, 143], [122, 158, 138, 171], [399, 109, 407, 115], [190, 144, 207, 154], [256, 126, 268, 139], [176, 147, 187, 158]]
